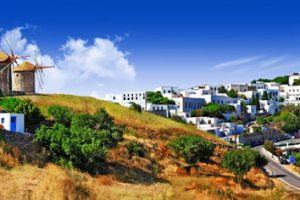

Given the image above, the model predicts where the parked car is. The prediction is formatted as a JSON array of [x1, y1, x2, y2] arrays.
[[279, 156, 289, 164], [294, 133, 300, 139]]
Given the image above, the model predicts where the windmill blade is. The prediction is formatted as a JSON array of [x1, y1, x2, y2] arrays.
[[0, 62, 11, 73], [0, 46, 10, 57], [36, 71, 44, 89]]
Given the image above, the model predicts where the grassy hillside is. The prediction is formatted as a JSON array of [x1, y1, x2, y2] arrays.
[[0, 94, 295, 199], [19, 94, 227, 145]]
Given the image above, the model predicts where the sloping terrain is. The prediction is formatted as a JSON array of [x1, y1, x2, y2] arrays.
[[0, 94, 296, 199]]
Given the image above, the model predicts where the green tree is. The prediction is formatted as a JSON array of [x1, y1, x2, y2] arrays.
[[292, 153, 300, 167], [129, 102, 142, 113], [274, 112, 299, 134], [125, 142, 146, 157], [255, 93, 260, 111], [262, 91, 269, 100], [218, 85, 227, 94], [293, 79, 300, 86], [146, 91, 175, 105], [48, 105, 74, 126], [34, 108, 123, 172], [169, 135, 215, 165], [229, 115, 236, 122], [222, 148, 267, 186], [0, 97, 44, 125], [239, 94, 247, 100], [227, 89, 238, 98], [279, 97, 285, 102], [251, 94, 256, 105]]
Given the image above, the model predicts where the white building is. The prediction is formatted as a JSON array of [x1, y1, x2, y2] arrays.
[[226, 84, 250, 93], [145, 103, 178, 117], [289, 73, 300, 86], [104, 91, 146, 109], [0, 113, 25, 133], [280, 85, 300, 105], [172, 96, 205, 118], [155, 86, 179, 99], [247, 105, 257, 119], [259, 100, 279, 115]]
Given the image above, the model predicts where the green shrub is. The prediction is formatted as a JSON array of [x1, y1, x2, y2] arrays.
[[129, 102, 142, 113], [293, 79, 300, 86], [48, 105, 73, 126], [218, 85, 227, 94], [125, 142, 146, 157], [292, 153, 300, 167], [226, 89, 238, 98], [34, 108, 123, 173], [169, 135, 215, 165], [146, 91, 175, 105], [0, 97, 44, 125], [170, 115, 186, 124], [222, 148, 267, 186], [262, 91, 269, 100], [200, 103, 235, 118], [274, 111, 299, 134]]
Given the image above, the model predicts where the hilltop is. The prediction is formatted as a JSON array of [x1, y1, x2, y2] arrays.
[[0, 94, 298, 199]]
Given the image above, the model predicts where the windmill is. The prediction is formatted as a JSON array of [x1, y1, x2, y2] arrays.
[[12, 52, 54, 94], [0, 34, 30, 95]]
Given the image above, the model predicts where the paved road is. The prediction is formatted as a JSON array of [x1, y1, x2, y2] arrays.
[[254, 146, 300, 191]]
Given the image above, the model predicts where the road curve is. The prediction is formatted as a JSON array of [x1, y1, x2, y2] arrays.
[[254, 146, 300, 191]]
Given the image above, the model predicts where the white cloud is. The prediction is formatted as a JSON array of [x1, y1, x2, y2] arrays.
[[212, 56, 263, 69], [0, 27, 136, 96], [259, 56, 288, 67], [59, 38, 135, 80]]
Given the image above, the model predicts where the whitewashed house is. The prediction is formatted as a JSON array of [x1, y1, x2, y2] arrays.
[[104, 91, 146, 109], [247, 105, 257, 119], [171, 96, 205, 118], [155, 86, 179, 99], [145, 103, 178, 117], [0, 113, 25, 133], [259, 100, 279, 115], [289, 73, 300, 85]]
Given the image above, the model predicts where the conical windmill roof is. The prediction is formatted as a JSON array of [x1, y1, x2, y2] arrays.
[[0, 52, 9, 62], [13, 61, 36, 72]]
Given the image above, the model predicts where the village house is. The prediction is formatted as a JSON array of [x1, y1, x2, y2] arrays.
[[0, 113, 25, 133], [289, 73, 300, 86], [104, 91, 146, 109]]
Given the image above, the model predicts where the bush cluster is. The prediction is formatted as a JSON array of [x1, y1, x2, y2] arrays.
[[125, 142, 146, 157], [146, 91, 175, 105], [0, 97, 44, 125], [169, 135, 215, 165], [34, 107, 123, 172], [222, 147, 267, 186], [191, 103, 235, 118]]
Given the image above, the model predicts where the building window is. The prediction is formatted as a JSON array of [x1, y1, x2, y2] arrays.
[[1, 118, 4, 123]]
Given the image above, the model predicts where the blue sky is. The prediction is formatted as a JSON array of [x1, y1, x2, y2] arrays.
[[1, 0, 300, 97]]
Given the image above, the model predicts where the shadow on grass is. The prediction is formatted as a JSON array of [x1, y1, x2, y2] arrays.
[[98, 161, 168, 185]]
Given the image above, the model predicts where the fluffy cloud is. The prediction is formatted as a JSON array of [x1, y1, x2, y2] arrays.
[[0, 27, 136, 96], [59, 38, 135, 80]]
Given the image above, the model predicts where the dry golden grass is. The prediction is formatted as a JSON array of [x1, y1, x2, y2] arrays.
[[3, 94, 296, 199], [18, 94, 228, 145]]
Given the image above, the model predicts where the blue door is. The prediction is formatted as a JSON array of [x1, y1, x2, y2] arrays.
[[10, 116, 16, 132]]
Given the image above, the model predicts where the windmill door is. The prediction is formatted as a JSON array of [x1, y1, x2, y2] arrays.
[[10, 116, 17, 132]]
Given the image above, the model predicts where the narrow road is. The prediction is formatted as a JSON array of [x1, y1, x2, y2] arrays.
[[254, 146, 300, 191]]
